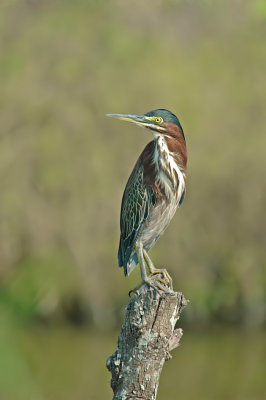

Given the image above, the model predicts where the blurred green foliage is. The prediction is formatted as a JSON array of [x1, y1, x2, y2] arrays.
[[0, 325, 265, 400], [0, 0, 265, 328], [0, 0, 266, 399]]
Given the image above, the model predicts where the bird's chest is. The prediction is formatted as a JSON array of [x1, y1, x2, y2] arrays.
[[139, 137, 185, 248], [154, 137, 185, 202], [139, 195, 179, 249], [152, 195, 179, 230]]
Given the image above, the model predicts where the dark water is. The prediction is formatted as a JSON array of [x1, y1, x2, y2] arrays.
[[0, 324, 265, 400]]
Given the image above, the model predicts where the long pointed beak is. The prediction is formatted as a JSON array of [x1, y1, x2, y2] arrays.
[[106, 113, 167, 133], [106, 113, 149, 128]]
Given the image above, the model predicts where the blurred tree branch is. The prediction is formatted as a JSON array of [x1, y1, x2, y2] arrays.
[[107, 285, 188, 400]]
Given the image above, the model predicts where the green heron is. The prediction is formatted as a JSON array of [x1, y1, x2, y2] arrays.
[[107, 109, 187, 292]]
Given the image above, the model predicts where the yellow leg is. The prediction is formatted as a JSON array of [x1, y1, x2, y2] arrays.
[[143, 249, 173, 290], [129, 243, 173, 296]]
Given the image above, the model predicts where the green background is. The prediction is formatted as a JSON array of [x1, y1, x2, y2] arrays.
[[0, 1, 265, 399]]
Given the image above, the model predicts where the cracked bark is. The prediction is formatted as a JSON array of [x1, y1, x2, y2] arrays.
[[106, 285, 188, 400]]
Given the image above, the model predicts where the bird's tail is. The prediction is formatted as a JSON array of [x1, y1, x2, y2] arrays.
[[124, 253, 138, 276], [118, 240, 138, 276]]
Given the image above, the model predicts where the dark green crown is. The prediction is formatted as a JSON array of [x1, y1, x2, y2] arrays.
[[144, 109, 184, 135]]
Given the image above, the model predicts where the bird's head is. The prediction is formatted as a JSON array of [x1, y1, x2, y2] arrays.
[[107, 109, 185, 140]]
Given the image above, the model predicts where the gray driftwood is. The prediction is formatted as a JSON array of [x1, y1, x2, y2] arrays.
[[106, 284, 188, 400]]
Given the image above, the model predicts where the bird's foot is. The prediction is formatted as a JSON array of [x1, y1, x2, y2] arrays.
[[142, 251, 173, 289], [129, 269, 173, 296], [147, 268, 173, 291], [129, 282, 144, 297]]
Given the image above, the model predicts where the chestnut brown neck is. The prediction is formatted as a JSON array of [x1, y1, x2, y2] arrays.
[[162, 123, 187, 172]]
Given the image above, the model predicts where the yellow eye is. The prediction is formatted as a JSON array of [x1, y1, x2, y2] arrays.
[[154, 117, 162, 124]]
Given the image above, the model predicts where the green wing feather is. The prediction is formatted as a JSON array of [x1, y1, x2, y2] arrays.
[[118, 159, 155, 275]]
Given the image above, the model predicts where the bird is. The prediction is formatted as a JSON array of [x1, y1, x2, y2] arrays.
[[107, 109, 187, 292]]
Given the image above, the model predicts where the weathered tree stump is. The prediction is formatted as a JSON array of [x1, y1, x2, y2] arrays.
[[106, 284, 188, 400]]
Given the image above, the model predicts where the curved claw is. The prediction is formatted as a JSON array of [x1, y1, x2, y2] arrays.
[[128, 272, 173, 297], [128, 284, 142, 297], [129, 244, 173, 296], [148, 269, 173, 290], [144, 276, 171, 293], [142, 250, 173, 290], [128, 279, 162, 296]]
